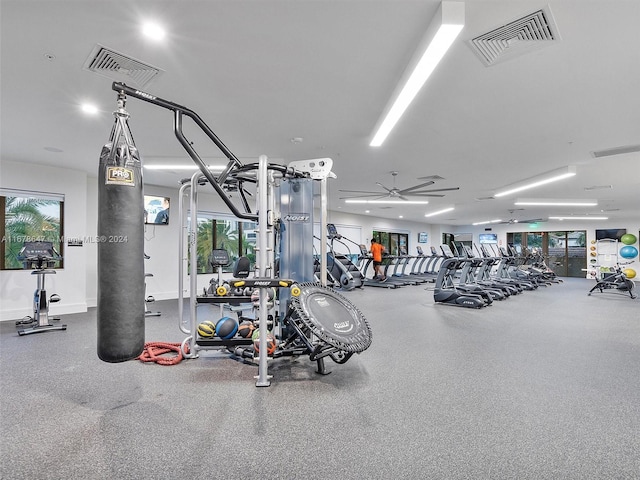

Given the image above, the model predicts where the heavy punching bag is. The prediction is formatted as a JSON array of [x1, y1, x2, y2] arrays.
[[97, 96, 145, 362]]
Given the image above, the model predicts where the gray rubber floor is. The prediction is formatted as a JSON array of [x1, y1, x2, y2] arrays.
[[1, 277, 639, 479]]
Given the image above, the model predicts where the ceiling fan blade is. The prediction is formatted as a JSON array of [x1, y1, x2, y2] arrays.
[[406, 193, 445, 197], [408, 187, 460, 194], [375, 182, 394, 193], [339, 193, 385, 199], [398, 180, 435, 194], [339, 189, 387, 194]]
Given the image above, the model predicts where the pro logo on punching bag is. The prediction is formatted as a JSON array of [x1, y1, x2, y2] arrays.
[[106, 166, 135, 186]]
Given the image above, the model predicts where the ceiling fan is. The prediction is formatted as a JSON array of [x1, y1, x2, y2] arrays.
[[500, 209, 545, 224], [339, 171, 460, 200]]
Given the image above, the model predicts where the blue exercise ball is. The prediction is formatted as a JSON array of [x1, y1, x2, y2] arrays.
[[216, 316, 239, 339], [619, 245, 638, 259]]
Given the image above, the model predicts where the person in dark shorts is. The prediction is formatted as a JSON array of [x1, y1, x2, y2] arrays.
[[370, 238, 386, 282]]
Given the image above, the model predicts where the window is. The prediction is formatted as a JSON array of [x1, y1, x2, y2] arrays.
[[1, 189, 64, 270], [190, 212, 256, 274], [372, 230, 409, 256]]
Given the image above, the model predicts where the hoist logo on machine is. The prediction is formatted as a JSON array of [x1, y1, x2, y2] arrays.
[[106, 167, 135, 186], [283, 213, 310, 223], [134, 90, 156, 101]]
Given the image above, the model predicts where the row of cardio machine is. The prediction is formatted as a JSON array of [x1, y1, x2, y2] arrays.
[[432, 242, 562, 308], [319, 224, 440, 290]]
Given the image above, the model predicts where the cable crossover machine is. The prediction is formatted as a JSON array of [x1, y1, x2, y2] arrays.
[[96, 82, 372, 386]]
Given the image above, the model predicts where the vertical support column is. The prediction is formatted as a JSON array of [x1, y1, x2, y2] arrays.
[[256, 155, 271, 387], [188, 171, 200, 357], [320, 177, 328, 287], [177, 181, 191, 334]]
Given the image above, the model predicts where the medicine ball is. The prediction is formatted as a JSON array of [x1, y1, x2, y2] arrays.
[[251, 329, 277, 355], [216, 316, 239, 339], [197, 320, 216, 338], [237, 320, 256, 338]]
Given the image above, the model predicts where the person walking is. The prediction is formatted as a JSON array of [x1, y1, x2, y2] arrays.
[[370, 238, 386, 282]]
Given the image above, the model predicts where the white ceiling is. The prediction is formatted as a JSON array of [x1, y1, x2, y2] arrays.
[[1, 0, 639, 226]]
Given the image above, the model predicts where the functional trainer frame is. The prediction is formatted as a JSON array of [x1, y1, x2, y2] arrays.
[[112, 82, 371, 385]]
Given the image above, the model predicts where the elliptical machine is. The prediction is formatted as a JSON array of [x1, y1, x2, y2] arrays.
[[433, 244, 488, 308], [16, 241, 66, 335]]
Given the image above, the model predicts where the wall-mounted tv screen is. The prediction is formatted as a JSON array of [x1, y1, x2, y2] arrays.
[[595, 228, 626, 241], [418, 232, 428, 243], [144, 195, 170, 225], [479, 233, 498, 244]]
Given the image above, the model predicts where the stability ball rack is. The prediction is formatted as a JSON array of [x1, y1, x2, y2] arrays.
[[111, 82, 371, 386]]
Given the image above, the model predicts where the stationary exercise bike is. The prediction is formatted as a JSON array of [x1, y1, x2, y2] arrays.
[[588, 263, 637, 299], [16, 241, 67, 335]]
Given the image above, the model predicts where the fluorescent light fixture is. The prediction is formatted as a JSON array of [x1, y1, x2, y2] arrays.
[[472, 219, 502, 226], [425, 207, 455, 217], [549, 216, 608, 221], [345, 199, 429, 205], [494, 166, 576, 198], [144, 164, 225, 171], [515, 198, 597, 206], [369, 2, 464, 147]]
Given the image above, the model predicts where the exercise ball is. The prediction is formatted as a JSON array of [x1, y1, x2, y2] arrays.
[[216, 316, 239, 339], [620, 233, 638, 245], [252, 329, 277, 355], [197, 320, 216, 338], [619, 245, 638, 259], [237, 320, 256, 338], [623, 268, 636, 279]]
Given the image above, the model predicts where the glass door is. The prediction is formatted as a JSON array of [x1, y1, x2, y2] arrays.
[[547, 231, 567, 276], [566, 231, 587, 277], [545, 231, 586, 277]]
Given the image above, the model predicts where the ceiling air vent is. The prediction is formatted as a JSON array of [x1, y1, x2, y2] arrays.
[[83, 44, 163, 88], [468, 6, 560, 67]]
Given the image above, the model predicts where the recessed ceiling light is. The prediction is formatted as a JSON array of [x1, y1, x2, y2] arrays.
[[494, 166, 576, 197], [142, 22, 166, 41], [472, 219, 502, 226], [370, 2, 465, 146], [81, 103, 99, 115], [425, 207, 455, 217], [514, 198, 597, 206], [549, 216, 608, 221]]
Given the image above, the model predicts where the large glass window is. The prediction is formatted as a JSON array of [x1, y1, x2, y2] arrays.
[[372, 230, 408, 256], [507, 230, 586, 277], [191, 212, 256, 274], [1, 190, 64, 270]]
